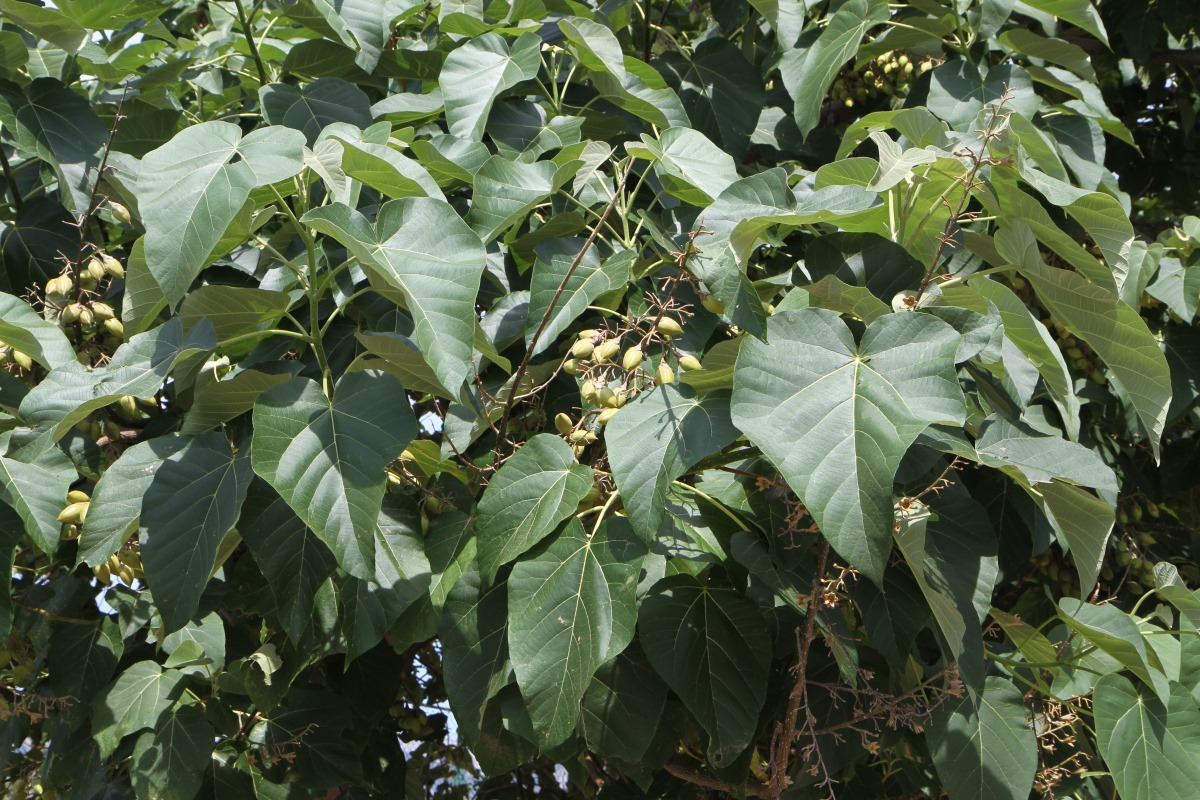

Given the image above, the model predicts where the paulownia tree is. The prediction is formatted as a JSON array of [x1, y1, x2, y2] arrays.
[[0, 0, 1197, 798]]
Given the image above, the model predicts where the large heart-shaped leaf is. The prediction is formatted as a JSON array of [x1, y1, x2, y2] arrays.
[[251, 371, 416, 580], [302, 199, 486, 394], [129, 706, 214, 800], [524, 243, 633, 357], [440, 32, 541, 141], [638, 574, 770, 766], [136, 122, 305, 304], [508, 517, 645, 747], [732, 309, 965, 582], [91, 661, 185, 760]]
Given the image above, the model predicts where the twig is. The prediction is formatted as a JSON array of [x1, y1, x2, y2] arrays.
[[491, 163, 630, 461], [231, 0, 269, 85], [664, 761, 773, 799], [769, 540, 831, 797]]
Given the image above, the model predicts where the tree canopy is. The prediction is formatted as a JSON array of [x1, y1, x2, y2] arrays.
[[0, 0, 1198, 798]]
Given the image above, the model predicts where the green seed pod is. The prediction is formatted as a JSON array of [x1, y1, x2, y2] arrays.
[[117, 564, 135, 585], [577, 329, 598, 340], [1146, 501, 1160, 519], [656, 317, 683, 337], [92, 302, 115, 321], [1066, 347, 1084, 360], [63, 523, 79, 540], [678, 354, 702, 372], [595, 386, 616, 407], [118, 395, 140, 418], [100, 254, 124, 278], [11, 350, 32, 371], [57, 502, 87, 524], [571, 339, 595, 358], [77, 306, 94, 327], [425, 495, 444, 516], [87, 258, 106, 283], [563, 359, 580, 375], [46, 275, 73, 298], [94, 562, 111, 583], [597, 407, 618, 425], [555, 413, 573, 435], [622, 347, 643, 371], [701, 295, 725, 314], [581, 380, 597, 402], [60, 303, 82, 324], [67, 490, 90, 504], [656, 363, 675, 385], [595, 340, 620, 363], [104, 318, 124, 339], [1138, 531, 1157, 546], [612, 389, 627, 408], [570, 429, 588, 443], [109, 203, 132, 226], [1131, 504, 1143, 522]]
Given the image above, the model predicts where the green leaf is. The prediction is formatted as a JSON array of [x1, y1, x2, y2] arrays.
[[0, 293, 74, 370], [239, 480, 337, 643], [644, 127, 739, 205], [0, 433, 77, 553], [997, 224, 1172, 456], [1094, 674, 1200, 800], [559, 18, 626, 83], [747, 0, 805, 47], [260, 78, 372, 145], [605, 384, 739, 542], [1059, 598, 1166, 696], [0, 1, 87, 53], [48, 619, 123, 726], [929, 676, 1037, 800], [999, 29, 1095, 82], [1148, 256, 1200, 321], [579, 643, 668, 763], [658, 40, 765, 157], [927, 61, 1037, 130], [779, 0, 890, 138], [440, 32, 541, 141], [140, 431, 253, 632], [181, 362, 301, 435], [525, 243, 633, 357], [334, 133, 442, 200], [130, 706, 214, 800], [177, 286, 293, 344], [0, 78, 107, 212], [732, 309, 965, 582], [76, 436, 190, 567], [476, 433, 594, 580], [136, 122, 305, 304], [639, 574, 770, 766], [286, 0, 416, 72], [251, 371, 416, 581], [1022, 0, 1109, 46], [302, 199, 486, 394], [91, 661, 186, 760], [508, 517, 646, 747], [467, 156, 557, 242], [589, 56, 689, 129]]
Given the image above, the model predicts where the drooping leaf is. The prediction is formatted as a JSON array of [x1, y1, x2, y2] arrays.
[[929, 676, 1037, 800], [440, 33, 541, 141], [476, 434, 594, 580], [140, 431, 253, 632], [129, 706, 214, 800], [508, 517, 645, 747], [732, 309, 965, 582], [251, 371, 416, 581], [639, 574, 770, 766]]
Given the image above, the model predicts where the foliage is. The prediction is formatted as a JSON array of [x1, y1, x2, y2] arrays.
[[0, 0, 1197, 798]]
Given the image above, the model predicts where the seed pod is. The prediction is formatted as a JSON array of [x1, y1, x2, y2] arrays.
[[563, 359, 580, 375], [124, 550, 142, 572], [555, 413, 573, 435], [425, 495, 444, 516], [118, 395, 140, 417], [77, 306, 94, 327], [678, 354, 702, 372], [59, 303, 82, 324], [656, 363, 675, 385], [386, 471, 404, 488], [572, 443, 586, 458], [1116, 551, 1132, 567], [101, 253, 125, 277], [656, 317, 683, 337], [108, 554, 122, 573], [571, 339, 595, 358], [580, 380, 597, 402], [87, 259, 106, 283], [92, 302, 115, 321], [103, 318, 124, 339], [583, 431, 598, 443], [577, 329, 598, 340], [622, 347, 643, 371], [46, 275, 73, 298], [595, 387, 616, 407], [93, 562, 111, 583], [63, 523, 79, 540], [1146, 501, 1160, 519], [67, 490, 90, 504], [597, 407, 618, 425], [109, 202, 132, 224], [1066, 347, 1084, 360], [596, 340, 620, 363], [570, 429, 588, 443], [612, 389, 627, 408], [1131, 504, 1144, 522], [58, 502, 88, 524], [701, 295, 725, 314], [116, 564, 134, 585], [11, 350, 32, 370], [1089, 370, 1108, 385]]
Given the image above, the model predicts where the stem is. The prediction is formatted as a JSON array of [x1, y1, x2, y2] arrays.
[[217, 328, 310, 350], [0, 146, 22, 211], [769, 539, 830, 797], [231, 0, 269, 85], [663, 762, 772, 799]]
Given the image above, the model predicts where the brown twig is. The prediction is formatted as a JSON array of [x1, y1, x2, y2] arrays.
[[491, 163, 630, 462], [769, 539, 832, 797], [664, 761, 773, 798]]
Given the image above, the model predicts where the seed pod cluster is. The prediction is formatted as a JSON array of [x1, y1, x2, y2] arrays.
[[830, 51, 935, 109]]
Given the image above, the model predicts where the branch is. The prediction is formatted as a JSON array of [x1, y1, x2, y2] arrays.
[[0, 146, 21, 211], [769, 539, 831, 798], [664, 761, 773, 799]]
